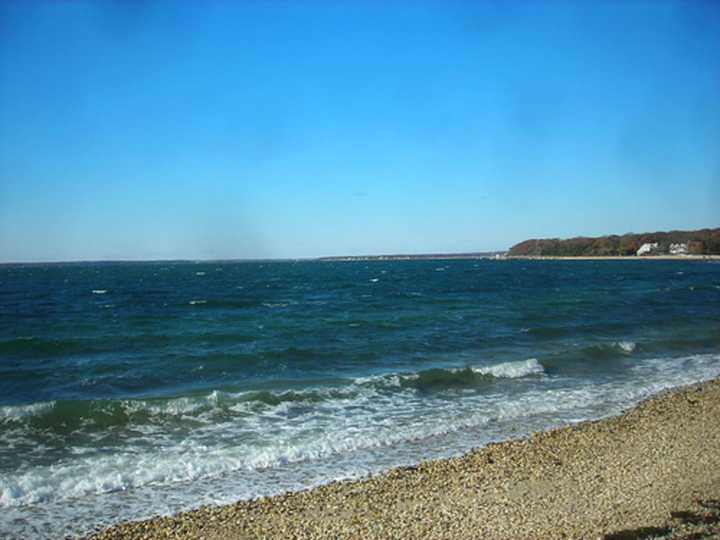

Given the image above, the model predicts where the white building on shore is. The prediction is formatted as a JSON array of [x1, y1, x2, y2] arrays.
[[669, 243, 689, 255], [636, 242, 659, 256]]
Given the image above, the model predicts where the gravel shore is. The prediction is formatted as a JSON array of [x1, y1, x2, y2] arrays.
[[85, 379, 720, 540]]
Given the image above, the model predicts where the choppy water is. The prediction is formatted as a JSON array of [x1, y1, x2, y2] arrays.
[[1, 259, 719, 538]]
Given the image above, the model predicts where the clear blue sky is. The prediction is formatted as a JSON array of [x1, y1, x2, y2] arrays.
[[1, 1, 718, 262]]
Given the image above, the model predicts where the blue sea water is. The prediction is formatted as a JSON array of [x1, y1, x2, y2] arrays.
[[1, 259, 719, 538]]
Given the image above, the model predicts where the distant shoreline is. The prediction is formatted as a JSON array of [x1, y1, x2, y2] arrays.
[[505, 254, 720, 261], [2, 253, 719, 266], [506, 227, 720, 258], [316, 252, 503, 261], [318, 254, 720, 262]]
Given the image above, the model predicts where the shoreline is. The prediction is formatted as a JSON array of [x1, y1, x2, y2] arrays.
[[86, 378, 720, 539], [318, 255, 720, 262], [505, 255, 720, 261]]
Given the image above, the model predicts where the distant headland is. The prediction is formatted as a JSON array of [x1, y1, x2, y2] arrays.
[[507, 227, 720, 258]]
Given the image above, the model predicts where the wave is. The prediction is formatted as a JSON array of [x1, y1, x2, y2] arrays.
[[0, 401, 56, 420], [548, 336, 719, 366], [616, 341, 636, 353], [0, 387, 365, 432], [539, 341, 640, 376], [3, 352, 719, 515], [474, 357, 545, 377], [581, 341, 638, 359], [1, 359, 545, 431], [356, 358, 545, 392], [2, 352, 719, 526], [403, 358, 544, 391]]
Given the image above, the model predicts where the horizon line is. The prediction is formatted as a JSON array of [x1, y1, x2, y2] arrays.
[[3, 225, 716, 265], [0, 250, 507, 266]]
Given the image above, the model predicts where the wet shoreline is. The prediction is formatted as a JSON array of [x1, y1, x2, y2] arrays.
[[84, 378, 720, 539]]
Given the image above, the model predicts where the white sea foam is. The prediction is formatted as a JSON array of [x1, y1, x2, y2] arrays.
[[354, 374, 402, 387], [123, 397, 205, 417], [616, 341, 637, 353], [3, 353, 720, 539], [472, 358, 545, 378], [91, 289, 107, 295], [355, 358, 544, 388], [0, 401, 55, 420], [188, 300, 207, 305]]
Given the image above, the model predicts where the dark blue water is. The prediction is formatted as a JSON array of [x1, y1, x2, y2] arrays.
[[1, 259, 719, 538]]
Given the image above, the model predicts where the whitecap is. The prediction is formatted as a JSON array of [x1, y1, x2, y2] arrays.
[[0, 401, 55, 420], [616, 341, 636, 353], [472, 358, 545, 378], [354, 374, 402, 387], [92, 290, 107, 295]]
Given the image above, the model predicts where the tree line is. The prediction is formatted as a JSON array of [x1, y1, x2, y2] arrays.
[[507, 228, 720, 257]]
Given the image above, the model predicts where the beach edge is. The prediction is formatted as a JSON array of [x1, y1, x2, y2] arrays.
[[85, 377, 720, 539]]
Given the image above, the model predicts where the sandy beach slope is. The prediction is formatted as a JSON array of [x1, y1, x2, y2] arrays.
[[85, 379, 720, 540]]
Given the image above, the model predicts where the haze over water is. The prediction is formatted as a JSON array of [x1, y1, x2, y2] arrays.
[[1, 259, 719, 538]]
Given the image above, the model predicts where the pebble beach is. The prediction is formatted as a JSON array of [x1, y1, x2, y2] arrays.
[[85, 378, 720, 540]]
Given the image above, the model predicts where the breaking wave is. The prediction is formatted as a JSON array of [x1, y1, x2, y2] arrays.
[[397, 358, 544, 391], [354, 357, 545, 389], [1, 359, 545, 433], [616, 341, 636, 353], [0, 388, 364, 432], [474, 357, 545, 377], [1, 352, 719, 536]]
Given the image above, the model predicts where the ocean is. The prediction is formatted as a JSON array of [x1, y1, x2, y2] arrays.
[[1, 259, 719, 539]]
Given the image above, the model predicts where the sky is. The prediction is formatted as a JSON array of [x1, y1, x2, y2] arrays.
[[0, 1, 719, 262]]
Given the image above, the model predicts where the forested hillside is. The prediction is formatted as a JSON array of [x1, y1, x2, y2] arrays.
[[508, 228, 720, 257]]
